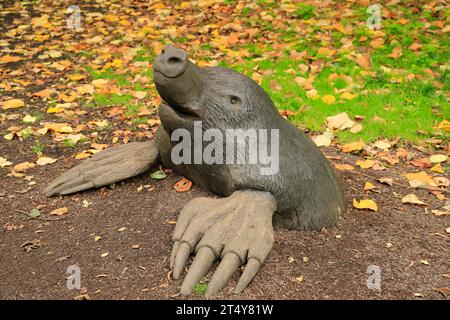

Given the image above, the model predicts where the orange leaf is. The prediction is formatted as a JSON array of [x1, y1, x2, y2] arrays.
[[173, 177, 192, 193], [356, 54, 371, 68]]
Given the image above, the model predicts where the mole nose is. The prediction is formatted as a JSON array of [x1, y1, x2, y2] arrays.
[[155, 44, 188, 78]]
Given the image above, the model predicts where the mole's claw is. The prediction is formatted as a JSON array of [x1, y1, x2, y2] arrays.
[[234, 258, 260, 294], [180, 247, 215, 296], [170, 241, 180, 270], [205, 253, 240, 298], [173, 242, 191, 279]]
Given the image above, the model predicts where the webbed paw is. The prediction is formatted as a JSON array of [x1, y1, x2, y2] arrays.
[[170, 190, 276, 297]]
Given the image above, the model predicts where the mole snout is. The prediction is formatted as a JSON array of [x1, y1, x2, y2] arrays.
[[154, 44, 188, 78]]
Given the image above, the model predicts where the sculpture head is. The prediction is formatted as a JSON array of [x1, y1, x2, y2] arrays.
[[153, 44, 281, 132]]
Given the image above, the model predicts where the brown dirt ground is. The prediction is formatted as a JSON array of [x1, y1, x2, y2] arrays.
[[1, 137, 449, 300]]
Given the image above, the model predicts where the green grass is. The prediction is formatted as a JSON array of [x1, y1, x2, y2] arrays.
[[79, 3, 449, 146], [192, 283, 208, 295]]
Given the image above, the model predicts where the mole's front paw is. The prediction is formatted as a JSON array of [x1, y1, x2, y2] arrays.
[[44, 141, 158, 196], [170, 190, 276, 297]]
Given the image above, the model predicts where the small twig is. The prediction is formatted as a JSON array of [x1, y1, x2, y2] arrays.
[[349, 170, 448, 194], [16, 209, 65, 221]]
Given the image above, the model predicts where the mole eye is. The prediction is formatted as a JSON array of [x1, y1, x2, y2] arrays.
[[230, 96, 240, 104]]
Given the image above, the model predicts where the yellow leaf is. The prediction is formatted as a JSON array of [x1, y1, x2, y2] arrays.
[[0, 157, 12, 168], [429, 154, 447, 163], [341, 92, 357, 100], [92, 79, 109, 88], [364, 182, 376, 191], [50, 207, 69, 216], [105, 14, 119, 22], [353, 199, 378, 211], [23, 115, 36, 123], [36, 156, 57, 166], [340, 139, 365, 153], [434, 120, 450, 132], [2, 99, 25, 110], [47, 107, 65, 114], [0, 55, 23, 64], [321, 94, 336, 105], [44, 123, 73, 133], [75, 151, 92, 159], [356, 159, 375, 169], [404, 171, 438, 188], [334, 163, 355, 171], [13, 162, 35, 172], [430, 163, 444, 174], [401, 194, 427, 206]]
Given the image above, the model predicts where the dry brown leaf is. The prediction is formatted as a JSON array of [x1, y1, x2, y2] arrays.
[[49, 207, 69, 216], [340, 140, 365, 153]]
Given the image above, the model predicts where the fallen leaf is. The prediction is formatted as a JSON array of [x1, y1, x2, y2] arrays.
[[340, 140, 365, 153], [430, 164, 444, 174], [23, 115, 37, 123], [356, 54, 371, 68], [312, 134, 332, 147], [327, 112, 355, 130], [350, 123, 363, 133], [353, 199, 378, 211], [334, 163, 355, 171], [0, 157, 12, 167], [378, 177, 394, 186], [373, 140, 391, 150], [401, 194, 427, 205], [340, 92, 357, 100], [36, 156, 57, 166], [0, 55, 23, 64], [404, 171, 438, 188], [364, 182, 376, 191], [2, 99, 25, 110], [173, 177, 192, 193], [429, 154, 447, 163], [29, 208, 41, 218], [356, 159, 375, 169], [92, 79, 109, 88], [387, 46, 402, 59], [13, 162, 35, 172], [49, 207, 69, 216], [410, 157, 433, 168], [321, 94, 336, 104], [150, 170, 166, 180], [432, 210, 449, 217]]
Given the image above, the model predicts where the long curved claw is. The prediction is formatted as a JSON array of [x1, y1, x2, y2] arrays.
[[44, 141, 159, 197], [234, 258, 260, 294], [205, 253, 240, 298], [173, 242, 191, 280], [180, 247, 215, 296], [170, 241, 180, 270]]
